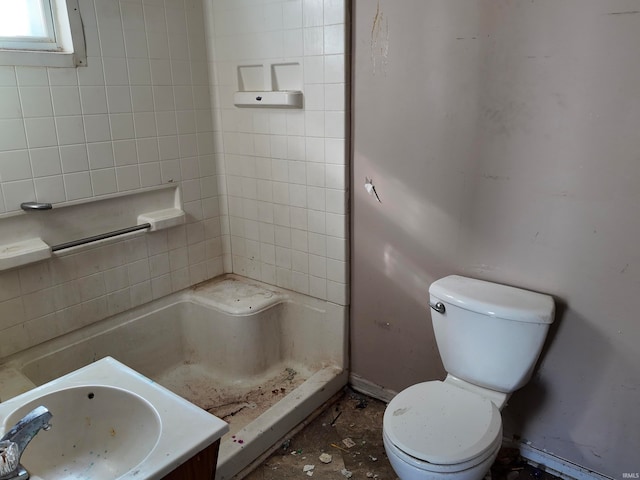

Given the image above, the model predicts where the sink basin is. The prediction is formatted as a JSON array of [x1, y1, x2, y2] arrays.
[[0, 357, 228, 480], [4, 385, 161, 479]]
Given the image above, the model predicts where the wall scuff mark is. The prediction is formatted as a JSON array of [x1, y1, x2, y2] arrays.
[[606, 10, 640, 15], [371, 1, 389, 75]]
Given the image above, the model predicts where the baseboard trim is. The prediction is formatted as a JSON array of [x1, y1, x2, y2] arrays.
[[348, 373, 397, 403], [504, 439, 613, 480]]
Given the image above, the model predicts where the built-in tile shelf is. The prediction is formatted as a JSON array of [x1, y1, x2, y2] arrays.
[[0, 238, 51, 271], [0, 185, 185, 271], [234, 62, 303, 108], [233, 90, 303, 108], [138, 207, 186, 232]]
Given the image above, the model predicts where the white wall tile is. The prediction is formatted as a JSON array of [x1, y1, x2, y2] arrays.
[[106, 86, 133, 113], [3, 180, 35, 210], [99, 29, 126, 57], [324, 137, 345, 164], [324, 54, 344, 83], [323, 0, 344, 25], [60, 144, 89, 173], [30, 147, 62, 177], [87, 142, 115, 169], [324, 83, 344, 111], [91, 168, 118, 195], [16, 67, 49, 86], [51, 87, 82, 116], [56, 116, 86, 145], [83, 114, 111, 142], [124, 29, 150, 58], [303, 27, 324, 55], [24, 118, 56, 149], [116, 165, 141, 191], [0, 0, 345, 356], [208, 0, 348, 304], [127, 58, 152, 85], [323, 24, 344, 54], [19, 87, 53, 118], [48, 67, 78, 86], [0, 87, 23, 118], [304, 84, 324, 110], [324, 110, 344, 138], [134, 112, 157, 137], [78, 58, 106, 86], [0, 67, 17, 86], [110, 113, 135, 140], [303, 0, 324, 27], [304, 55, 324, 84], [80, 87, 108, 114], [0, 119, 27, 150], [64, 171, 92, 200], [283, 1, 303, 29], [0, 150, 31, 181]]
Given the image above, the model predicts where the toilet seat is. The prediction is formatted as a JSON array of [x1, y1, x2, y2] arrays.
[[383, 381, 502, 468], [383, 429, 501, 474]]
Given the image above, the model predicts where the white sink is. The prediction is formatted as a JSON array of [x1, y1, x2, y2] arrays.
[[6, 386, 161, 478], [0, 357, 228, 480]]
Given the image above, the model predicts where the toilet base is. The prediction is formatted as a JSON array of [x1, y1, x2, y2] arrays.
[[383, 432, 500, 480]]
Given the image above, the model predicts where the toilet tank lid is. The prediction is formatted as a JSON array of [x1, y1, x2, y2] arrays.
[[429, 275, 555, 324]]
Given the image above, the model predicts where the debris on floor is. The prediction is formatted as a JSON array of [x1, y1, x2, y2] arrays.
[[319, 453, 333, 464], [490, 447, 557, 480], [242, 387, 562, 480], [330, 442, 349, 452], [341, 437, 356, 448]]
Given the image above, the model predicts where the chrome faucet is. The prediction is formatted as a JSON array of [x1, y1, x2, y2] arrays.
[[0, 406, 52, 480]]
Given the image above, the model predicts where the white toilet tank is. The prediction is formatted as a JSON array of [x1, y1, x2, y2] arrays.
[[429, 275, 555, 393]]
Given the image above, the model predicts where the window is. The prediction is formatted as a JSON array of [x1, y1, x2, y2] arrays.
[[0, 0, 86, 67]]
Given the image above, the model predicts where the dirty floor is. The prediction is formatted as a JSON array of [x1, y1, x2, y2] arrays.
[[243, 388, 561, 480]]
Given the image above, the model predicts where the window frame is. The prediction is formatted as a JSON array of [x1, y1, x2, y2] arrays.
[[0, 0, 58, 50], [0, 0, 86, 68]]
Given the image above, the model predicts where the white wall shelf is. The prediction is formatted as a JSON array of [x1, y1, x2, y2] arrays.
[[0, 185, 185, 270], [138, 208, 185, 232], [234, 62, 303, 108], [0, 238, 51, 271], [233, 91, 303, 108]]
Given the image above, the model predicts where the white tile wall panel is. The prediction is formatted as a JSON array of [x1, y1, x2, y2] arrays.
[[0, 0, 224, 357], [206, 0, 348, 303]]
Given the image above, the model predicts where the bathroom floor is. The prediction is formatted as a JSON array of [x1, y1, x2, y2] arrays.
[[243, 388, 561, 480]]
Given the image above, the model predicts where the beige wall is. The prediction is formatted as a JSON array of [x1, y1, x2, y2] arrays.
[[351, 0, 640, 476]]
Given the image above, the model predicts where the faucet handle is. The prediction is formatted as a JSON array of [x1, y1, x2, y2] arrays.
[[0, 405, 52, 480], [0, 440, 19, 477]]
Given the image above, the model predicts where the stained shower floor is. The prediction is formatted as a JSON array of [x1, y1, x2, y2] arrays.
[[243, 388, 561, 480]]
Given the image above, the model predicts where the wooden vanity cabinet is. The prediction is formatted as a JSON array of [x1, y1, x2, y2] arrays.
[[162, 440, 221, 480]]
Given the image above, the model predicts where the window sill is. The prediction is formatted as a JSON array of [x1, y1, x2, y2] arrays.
[[0, 49, 85, 68]]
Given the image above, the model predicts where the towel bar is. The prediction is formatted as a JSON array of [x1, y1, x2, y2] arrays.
[[51, 223, 151, 252]]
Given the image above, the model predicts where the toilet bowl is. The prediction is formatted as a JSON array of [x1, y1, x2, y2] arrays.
[[383, 381, 502, 480], [382, 275, 555, 480], [383, 433, 500, 480]]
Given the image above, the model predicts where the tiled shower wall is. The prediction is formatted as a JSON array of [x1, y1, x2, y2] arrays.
[[0, 0, 224, 358], [205, 0, 350, 305]]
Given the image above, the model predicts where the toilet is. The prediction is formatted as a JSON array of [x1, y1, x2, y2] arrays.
[[383, 275, 555, 480]]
